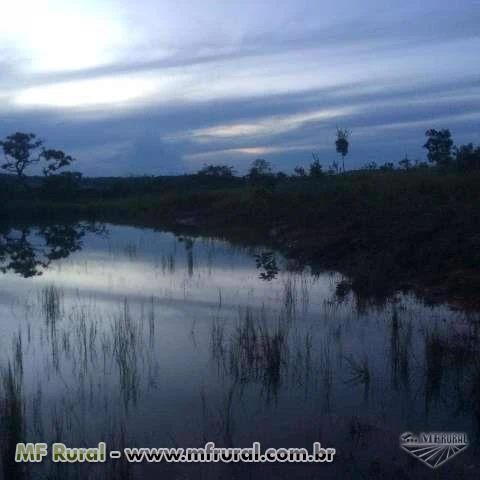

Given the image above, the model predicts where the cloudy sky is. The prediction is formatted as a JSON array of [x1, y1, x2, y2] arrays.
[[1, 0, 479, 175]]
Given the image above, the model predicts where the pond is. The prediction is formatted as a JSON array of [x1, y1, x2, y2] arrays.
[[0, 223, 478, 479]]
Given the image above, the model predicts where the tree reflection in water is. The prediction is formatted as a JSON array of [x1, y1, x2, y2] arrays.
[[0, 223, 106, 277], [254, 252, 279, 281]]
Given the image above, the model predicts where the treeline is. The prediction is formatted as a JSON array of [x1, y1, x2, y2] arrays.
[[0, 127, 479, 204], [196, 128, 480, 181]]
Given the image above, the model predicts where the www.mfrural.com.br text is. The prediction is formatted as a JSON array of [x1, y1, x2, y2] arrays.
[[15, 442, 336, 464]]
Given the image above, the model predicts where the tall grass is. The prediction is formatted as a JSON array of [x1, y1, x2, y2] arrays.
[[41, 284, 62, 326], [0, 334, 25, 479], [344, 353, 371, 401], [389, 308, 412, 390], [112, 299, 139, 408], [210, 308, 289, 400]]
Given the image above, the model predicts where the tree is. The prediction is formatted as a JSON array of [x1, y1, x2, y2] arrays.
[[0, 132, 42, 188], [327, 162, 339, 174], [293, 166, 306, 177], [379, 162, 395, 172], [454, 143, 480, 171], [41, 149, 75, 176], [309, 153, 323, 177], [0, 132, 75, 190], [335, 127, 350, 172], [423, 129, 453, 167], [197, 164, 235, 177], [247, 158, 272, 179], [362, 161, 378, 171], [399, 154, 412, 170]]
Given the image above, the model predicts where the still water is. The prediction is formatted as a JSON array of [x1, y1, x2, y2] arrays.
[[0, 223, 478, 479]]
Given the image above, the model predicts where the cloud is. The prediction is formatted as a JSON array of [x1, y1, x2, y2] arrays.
[[14, 76, 164, 109], [0, 0, 478, 175], [178, 107, 356, 142]]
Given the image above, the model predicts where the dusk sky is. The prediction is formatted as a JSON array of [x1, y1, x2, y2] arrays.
[[1, 0, 479, 176]]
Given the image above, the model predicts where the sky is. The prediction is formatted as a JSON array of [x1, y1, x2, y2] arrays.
[[0, 0, 479, 176]]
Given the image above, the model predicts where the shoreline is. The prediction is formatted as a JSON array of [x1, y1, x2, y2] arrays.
[[2, 170, 479, 309]]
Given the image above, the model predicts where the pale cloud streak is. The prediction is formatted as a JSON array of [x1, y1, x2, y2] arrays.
[[177, 107, 356, 142]]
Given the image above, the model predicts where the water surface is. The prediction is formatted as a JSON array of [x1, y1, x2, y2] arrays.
[[0, 223, 478, 479]]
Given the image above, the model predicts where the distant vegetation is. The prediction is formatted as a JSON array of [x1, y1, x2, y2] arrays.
[[1, 127, 479, 200], [1, 127, 480, 304]]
